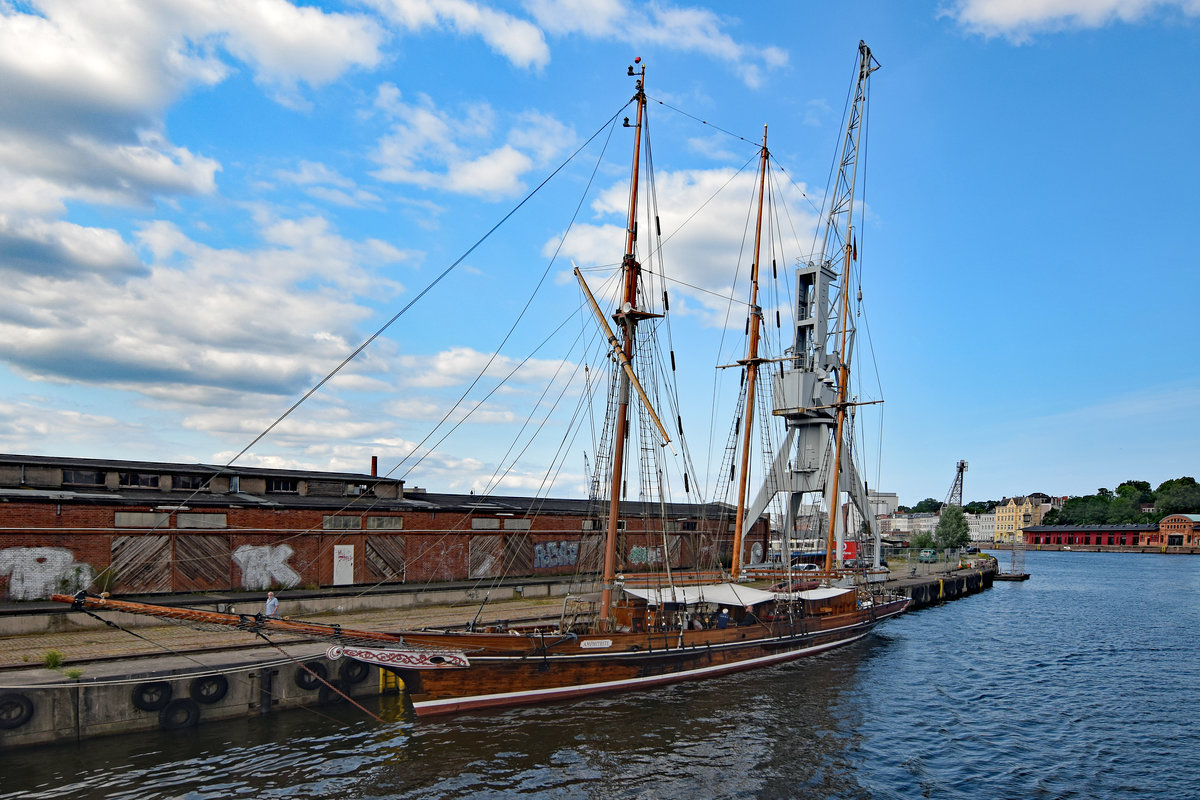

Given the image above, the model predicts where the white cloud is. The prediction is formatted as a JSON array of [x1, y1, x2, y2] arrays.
[[370, 87, 574, 197], [0, 215, 144, 278], [551, 166, 819, 327], [0, 398, 131, 448], [0, 214, 407, 404], [396, 346, 572, 389], [366, 0, 550, 69], [947, 0, 1200, 39], [0, 1, 385, 217], [524, 0, 787, 87]]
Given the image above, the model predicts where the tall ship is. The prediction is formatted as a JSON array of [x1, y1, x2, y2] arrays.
[[55, 42, 907, 717]]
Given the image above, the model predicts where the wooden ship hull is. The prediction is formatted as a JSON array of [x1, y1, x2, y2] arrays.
[[378, 596, 909, 715]]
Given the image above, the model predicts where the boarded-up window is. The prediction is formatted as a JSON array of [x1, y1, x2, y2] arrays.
[[504, 533, 532, 575], [469, 535, 503, 578], [174, 535, 230, 591], [366, 516, 404, 530], [503, 518, 531, 530], [115, 511, 171, 528], [111, 535, 171, 593], [306, 480, 343, 497], [582, 518, 598, 531], [365, 536, 405, 583], [666, 534, 682, 566], [323, 516, 360, 530], [577, 534, 604, 572], [177, 513, 227, 529], [471, 518, 500, 530]]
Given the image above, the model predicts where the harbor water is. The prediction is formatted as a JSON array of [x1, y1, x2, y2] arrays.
[[2, 551, 1197, 799]]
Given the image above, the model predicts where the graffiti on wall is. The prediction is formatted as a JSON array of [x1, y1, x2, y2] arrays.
[[533, 540, 578, 569], [232, 544, 301, 589], [628, 545, 664, 565], [0, 547, 95, 600]]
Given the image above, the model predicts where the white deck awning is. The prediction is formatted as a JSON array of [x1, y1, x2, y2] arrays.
[[620, 582, 778, 608], [774, 586, 854, 602]]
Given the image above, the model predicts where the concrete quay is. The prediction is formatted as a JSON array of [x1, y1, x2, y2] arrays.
[[0, 565, 992, 748]]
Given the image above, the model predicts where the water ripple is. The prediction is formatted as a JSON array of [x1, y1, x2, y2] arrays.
[[2, 552, 1198, 799]]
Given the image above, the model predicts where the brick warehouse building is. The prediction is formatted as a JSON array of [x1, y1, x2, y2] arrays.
[[0, 454, 758, 601], [1021, 515, 1200, 552]]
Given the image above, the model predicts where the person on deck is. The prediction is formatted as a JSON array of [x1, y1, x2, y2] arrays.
[[264, 591, 279, 617], [740, 605, 759, 626], [716, 608, 730, 629]]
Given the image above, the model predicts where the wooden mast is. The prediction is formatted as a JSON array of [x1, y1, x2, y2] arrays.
[[600, 62, 647, 626], [730, 126, 770, 581]]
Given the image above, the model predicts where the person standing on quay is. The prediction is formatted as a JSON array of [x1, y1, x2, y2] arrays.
[[264, 591, 279, 617]]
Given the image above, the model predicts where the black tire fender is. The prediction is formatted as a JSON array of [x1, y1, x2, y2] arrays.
[[132, 681, 173, 711], [0, 692, 34, 730], [294, 660, 327, 690], [159, 698, 200, 730], [339, 659, 370, 685], [189, 675, 229, 705], [318, 680, 350, 705]]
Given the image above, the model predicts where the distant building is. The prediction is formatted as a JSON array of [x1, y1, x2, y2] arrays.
[[868, 491, 899, 517], [966, 511, 995, 544], [993, 494, 1063, 544], [882, 512, 938, 541], [1022, 524, 1157, 548], [1152, 514, 1200, 547]]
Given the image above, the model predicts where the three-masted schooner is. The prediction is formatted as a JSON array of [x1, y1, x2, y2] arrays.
[[54, 43, 907, 717]]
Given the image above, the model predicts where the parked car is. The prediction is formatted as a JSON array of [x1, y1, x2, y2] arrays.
[[790, 561, 821, 572], [918, 549, 937, 563]]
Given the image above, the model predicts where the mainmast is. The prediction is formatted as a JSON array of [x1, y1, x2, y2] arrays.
[[730, 126, 770, 580], [600, 60, 648, 626]]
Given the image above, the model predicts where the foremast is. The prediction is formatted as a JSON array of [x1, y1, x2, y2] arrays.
[[599, 61, 649, 626]]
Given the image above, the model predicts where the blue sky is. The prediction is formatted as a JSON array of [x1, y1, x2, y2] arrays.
[[0, 0, 1196, 508]]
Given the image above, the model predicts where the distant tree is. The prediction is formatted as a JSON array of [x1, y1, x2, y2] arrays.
[[1155, 477, 1200, 516], [1107, 496, 1142, 524], [1041, 508, 1060, 525], [935, 506, 970, 549], [896, 505, 913, 514], [912, 531, 935, 549], [1116, 480, 1152, 504], [913, 498, 943, 514], [964, 500, 999, 515]]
